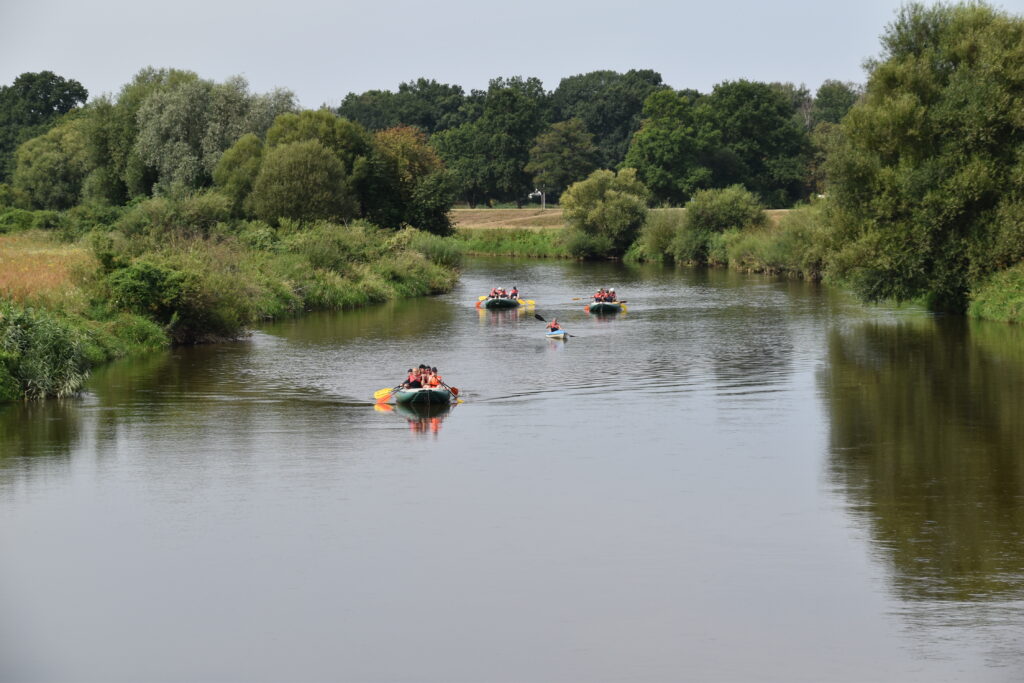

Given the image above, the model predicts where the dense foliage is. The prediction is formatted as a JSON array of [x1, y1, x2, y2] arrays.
[[561, 169, 650, 258], [825, 2, 1024, 311]]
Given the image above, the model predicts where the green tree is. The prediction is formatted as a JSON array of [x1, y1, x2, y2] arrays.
[[561, 168, 650, 257], [701, 80, 811, 207], [825, 2, 1024, 311], [524, 118, 600, 200], [80, 68, 200, 203], [135, 75, 294, 194], [477, 76, 550, 204], [0, 71, 88, 182], [624, 89, 740, 205], [551, 70, 666, 168], [431, 121, 490, 207], [249, 139, 355, 224], [365, 126, 453, 234], [811, 80, 861, 126], [12, 115, 89, 210], [212, 132, 263, 216]]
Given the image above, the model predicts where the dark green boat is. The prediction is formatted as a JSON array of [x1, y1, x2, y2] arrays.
[[483, 296, 520, 309], [393, 387, 453, 405], [587, 301, 622, 314]]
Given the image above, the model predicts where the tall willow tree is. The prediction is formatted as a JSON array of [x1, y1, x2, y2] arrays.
[[825, 2, 1024, 311]]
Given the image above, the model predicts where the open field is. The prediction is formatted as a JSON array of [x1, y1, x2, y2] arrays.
[[451, 208, 565, 229], [0, 231, 95, 310], [452, 207, 790, 231]]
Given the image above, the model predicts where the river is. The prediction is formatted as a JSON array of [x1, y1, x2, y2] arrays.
[[1, 258, 1022, 682]]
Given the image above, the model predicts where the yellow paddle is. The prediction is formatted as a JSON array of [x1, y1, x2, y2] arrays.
[[374, 385, 401, 401], [517, 299, 535, 305], [478, 295, 487, 301]]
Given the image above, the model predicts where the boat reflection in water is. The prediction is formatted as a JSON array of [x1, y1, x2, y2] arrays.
[[375, 401, 454, 436], [478, 306, 528, 325]]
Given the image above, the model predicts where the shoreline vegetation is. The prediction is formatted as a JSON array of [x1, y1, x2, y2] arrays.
[[0, 205, 461, 402]]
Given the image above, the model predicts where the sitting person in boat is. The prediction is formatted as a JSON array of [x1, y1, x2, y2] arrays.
[[509, 286, 519, 299], [546, 318, 561, 332], [593, 288, 606, 302], [427, 367, 442, 388], [489, 287, 499, 298], [607, 288, 617, 302], [497, 287, 508, 298], [404, 368, 421, 388]]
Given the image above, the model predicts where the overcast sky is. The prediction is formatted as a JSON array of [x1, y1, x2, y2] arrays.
[[0, 0, 963, 108]]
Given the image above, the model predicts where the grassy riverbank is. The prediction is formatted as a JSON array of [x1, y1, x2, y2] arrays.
[[0, 202, 462, 401]]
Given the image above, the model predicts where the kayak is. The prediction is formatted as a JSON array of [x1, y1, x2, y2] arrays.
[[394, 387, 453, 404], [587, 301, 622, 313], [546, 330, 569, 340], [483, 297, 520, 309]]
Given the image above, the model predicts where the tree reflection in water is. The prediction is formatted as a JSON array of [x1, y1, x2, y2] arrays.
[[822, 316, 1024, 660]]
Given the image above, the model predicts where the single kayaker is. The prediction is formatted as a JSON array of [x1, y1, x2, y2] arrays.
[[546, 318, 561, 332]]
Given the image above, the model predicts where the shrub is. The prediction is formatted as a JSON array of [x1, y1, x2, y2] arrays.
[[561, 168, 650, 258], [0, 208, 36, 233], [0, 302, 92, 399], [633, 209, 685, 262], [969, 263, 1024, 324], [566, 230, 615, 260], [407, 229, 464, 269]]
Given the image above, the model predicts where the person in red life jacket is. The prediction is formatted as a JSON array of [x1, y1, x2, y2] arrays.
[[403, 368, 419, 388], [427, 367, 442, 388], [510, 286, 519, 299], [489, 287, 499, 298], [546, 318, 561, 332], [608, 288, 617, 302], [498, 287, 507, 298]]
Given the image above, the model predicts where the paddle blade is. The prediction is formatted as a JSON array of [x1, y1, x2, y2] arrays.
[[475, 300, 482, 309], [373, 387, 394, 399], [373, 403, 394, 413], [525, 299, 535, 305], [620, 304, 628, 313], [478, 295, 487, 301], [534, 313, 546, 322], [448, 386, 459, 396]]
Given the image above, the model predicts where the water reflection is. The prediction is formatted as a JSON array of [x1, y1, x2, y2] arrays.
[[822, 316, 1024, 662], [375, 401, 454, 436]]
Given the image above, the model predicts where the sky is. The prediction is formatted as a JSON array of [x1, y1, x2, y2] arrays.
[[0, 0, 972, 108]]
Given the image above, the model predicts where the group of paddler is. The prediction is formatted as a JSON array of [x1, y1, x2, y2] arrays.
[[375, 284, 626, 408]]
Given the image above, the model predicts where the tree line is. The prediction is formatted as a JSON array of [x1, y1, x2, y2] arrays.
[[0, 67, 860, 226]]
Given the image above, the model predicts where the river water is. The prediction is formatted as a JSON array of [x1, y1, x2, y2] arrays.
[[1, 258, 1023, 682]]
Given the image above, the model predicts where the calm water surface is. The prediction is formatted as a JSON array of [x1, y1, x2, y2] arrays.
[[2, 259, 1023, 682]]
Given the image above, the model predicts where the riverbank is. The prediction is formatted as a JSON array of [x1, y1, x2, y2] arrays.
[[0, 206, 462, 401]]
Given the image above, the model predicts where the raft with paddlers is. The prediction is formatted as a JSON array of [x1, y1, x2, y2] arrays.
[[394, 387, 454, 404], [483, 296, 520, 309], [373, 364, 459, 405], [587, 301, 623, 314]]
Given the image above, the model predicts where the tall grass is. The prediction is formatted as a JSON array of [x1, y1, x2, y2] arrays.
[[452, 228, 571, 258], [0, 231, 97, 310]]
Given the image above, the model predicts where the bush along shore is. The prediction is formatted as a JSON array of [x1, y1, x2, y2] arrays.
[[0, 198, 462, 401]]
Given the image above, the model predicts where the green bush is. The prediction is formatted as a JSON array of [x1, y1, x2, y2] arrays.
[[969, 263, 1024, 324], [0, 208, 36, 233], [566, 229, 615, 260], [632, 209, 685, 262], [561, 168, 650, 258], [407, 229, 464, 269], [0, 302, 92, 400]]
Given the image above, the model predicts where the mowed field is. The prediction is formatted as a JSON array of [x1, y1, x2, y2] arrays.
[[451, 208, 565, 230], [452, 207, 790, 230]]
